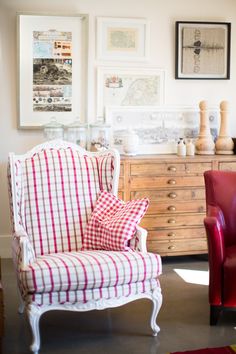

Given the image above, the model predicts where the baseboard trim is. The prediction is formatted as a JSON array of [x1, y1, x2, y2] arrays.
[[0, 235, 11, 258]]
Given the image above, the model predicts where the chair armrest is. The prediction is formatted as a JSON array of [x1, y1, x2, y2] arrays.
[[204, 214, 225, 305], [13, 230, 36, 270], [130, 226, 148, 252]]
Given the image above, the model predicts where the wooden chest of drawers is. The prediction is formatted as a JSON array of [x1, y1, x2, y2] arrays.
[[119, 154, 236, 256]]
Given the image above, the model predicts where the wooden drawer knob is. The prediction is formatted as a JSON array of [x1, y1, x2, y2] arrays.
[[168, 179, 176, 185], [168, 245, 175, 250], [168, 205, 176, 211], [168, 192, 177, 199], [168, 232, 176, 237], [168, 166, 177, 172], [168, 218, 176, 224]]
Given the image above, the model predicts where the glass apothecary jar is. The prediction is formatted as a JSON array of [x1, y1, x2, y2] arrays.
[[43, 117, 64, 141], [89, 121, 111, 152], [66, 118, 88, 149]]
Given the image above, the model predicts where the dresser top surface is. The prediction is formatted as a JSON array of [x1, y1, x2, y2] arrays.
[[120, 153, 236, 162]]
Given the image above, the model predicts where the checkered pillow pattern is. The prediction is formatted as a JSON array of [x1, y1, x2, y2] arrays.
[[82, 191, 149, 251]]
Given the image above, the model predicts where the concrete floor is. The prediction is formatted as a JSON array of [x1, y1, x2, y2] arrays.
[[1, 256, 236, 354]]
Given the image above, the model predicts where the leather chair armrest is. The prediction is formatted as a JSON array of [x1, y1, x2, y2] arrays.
[[204, 215, 225, 305]]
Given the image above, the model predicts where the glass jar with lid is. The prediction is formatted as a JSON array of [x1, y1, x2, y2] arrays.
[[43, 117, 64, 141], [89, 120, 111, 152], [66, 118, 88, 149]]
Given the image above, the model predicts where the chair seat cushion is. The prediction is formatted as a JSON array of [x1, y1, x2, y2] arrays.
[[20, 250, 162, 295], [26, 279, 161, 306], [223, 245, 236, 306]]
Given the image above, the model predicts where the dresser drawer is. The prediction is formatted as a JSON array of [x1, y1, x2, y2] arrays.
[[131, 162, 212, 176], [147, 227, 206, 240], [185, 162, 212, 174], [140, 213, 204, 229], [147, 238, 207, 255], [218, 162, 236, 171], [131, 163, 185, 176], [130, 175, 204, 189], [147, 200, 205, 214], [131, 188, 205, 201]]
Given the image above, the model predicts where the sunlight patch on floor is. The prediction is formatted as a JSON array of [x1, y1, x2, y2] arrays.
[[174, 268, 209, 285]]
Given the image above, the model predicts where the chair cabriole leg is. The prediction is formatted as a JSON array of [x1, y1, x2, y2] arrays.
[[210, 305, 221, 326], [27, 305, 41, 354], [17, 289, 25, 314], [150, 287, 162, 336]]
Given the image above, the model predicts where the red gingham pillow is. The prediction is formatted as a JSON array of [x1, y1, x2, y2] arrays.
[[82, 191, 149, 251]]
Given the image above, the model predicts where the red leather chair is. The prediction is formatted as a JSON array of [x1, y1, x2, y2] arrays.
[[204, 170, 236, 325]]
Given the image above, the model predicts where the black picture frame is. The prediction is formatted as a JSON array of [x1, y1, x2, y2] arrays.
[[175, 21, 231, 80]]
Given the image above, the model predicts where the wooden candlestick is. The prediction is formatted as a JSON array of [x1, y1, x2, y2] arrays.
[[215, 101, 234, 155], [195, 100, 215, 155]]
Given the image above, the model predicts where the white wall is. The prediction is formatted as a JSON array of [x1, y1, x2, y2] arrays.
[[1, 0, 236, 256]]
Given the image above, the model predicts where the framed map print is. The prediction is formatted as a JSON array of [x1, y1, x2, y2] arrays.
[[96, 17, 150, 61], [175, 21, 231, 79], [105, 105, 218, 154], [97, 66, 165, 116], [17, 13, 88, 128]]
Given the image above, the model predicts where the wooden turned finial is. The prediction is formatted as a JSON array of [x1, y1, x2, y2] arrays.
[[220, 100, 228, 111], [195, 100, 215, 155], [215, 100, 234, 155], [199, 100, 207, 111]]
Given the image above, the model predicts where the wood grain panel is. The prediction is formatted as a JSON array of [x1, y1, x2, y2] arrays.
[[147, 227, 206, 240], [140, 213, 204, 229], [131, 163, 185, 175], [146, 200, 206, 214], [131, 188, 205, 201], [218, 162, 236, 171], [147, 238, 207, 255], [130, 176, 204, 189]]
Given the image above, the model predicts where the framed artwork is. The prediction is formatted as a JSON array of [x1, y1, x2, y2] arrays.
[[175, 21, 231, 79], [105, 105, 218, 154], [17, 13, 88, 129], [97, 66, 165, 116], [96, 17, 150, 61]]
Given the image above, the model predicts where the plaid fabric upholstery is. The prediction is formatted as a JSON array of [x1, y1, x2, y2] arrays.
[[9, 144, 163, 321], [82, 191, 149, 251], [21, 148, 114, 256], [25, 278, 161, 306], [19, 250, 162, 295]]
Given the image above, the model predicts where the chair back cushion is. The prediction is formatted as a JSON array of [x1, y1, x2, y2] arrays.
[[204, 170, 236, 247], [22, 147, 115, 256]]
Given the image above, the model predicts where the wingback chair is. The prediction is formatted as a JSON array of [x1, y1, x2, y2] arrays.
[[204, 170, 236, 325], [8, 140, 162, 354]]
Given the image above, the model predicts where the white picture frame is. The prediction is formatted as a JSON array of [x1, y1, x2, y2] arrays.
[[105, 105, 219, 155], [17, 13, 88, 129], [97, 66, 165, 117], [96, 17, 150, 61]]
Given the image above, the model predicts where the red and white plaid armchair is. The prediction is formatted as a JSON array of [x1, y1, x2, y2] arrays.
[[8, 140, 162, 354]]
